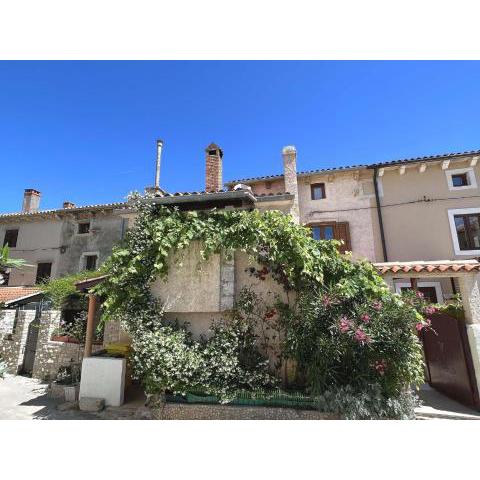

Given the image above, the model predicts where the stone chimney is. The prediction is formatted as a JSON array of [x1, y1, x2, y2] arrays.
[[22, 189, 41, 213], [63, 201, 75, 209], [205, 143, 223, 192], [282, 146, 300, 223]]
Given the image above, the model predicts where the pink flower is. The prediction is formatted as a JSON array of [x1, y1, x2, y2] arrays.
[[360, 313, 371, 324], [354, 328, 371, 344], [416, 290, 424, 298], [416, 318, 432, 332], [374, 360, 387, 375], [424, 305, 437, 316], [372, 301, 382, 311], [339, 316, 352, 333], [322, 295, 332, 307]]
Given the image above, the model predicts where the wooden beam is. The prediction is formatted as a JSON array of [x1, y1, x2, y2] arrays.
[[378, 168, 385, 177], [442, 159, 450, 170], [410, 278, 418, 291], [399, 165, 406, 175], [84, 293, 97, 358], [471, 156, 479, 167], [418, 163, 427, 173]]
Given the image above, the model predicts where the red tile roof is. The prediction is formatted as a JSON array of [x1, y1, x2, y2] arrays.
[[0, 287, 42, 304], [374, 261, 480, 275]]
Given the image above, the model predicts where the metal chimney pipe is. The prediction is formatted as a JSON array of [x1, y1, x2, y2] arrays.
[[155, 139, 164, 188]]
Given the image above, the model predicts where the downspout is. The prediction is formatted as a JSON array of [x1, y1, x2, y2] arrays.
[[373, 167, 388, 262]]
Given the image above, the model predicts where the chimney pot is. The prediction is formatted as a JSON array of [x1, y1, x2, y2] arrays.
[[22, 189, 41, 213], [205, 143, 224, 192], [63, 201, 75, 209]]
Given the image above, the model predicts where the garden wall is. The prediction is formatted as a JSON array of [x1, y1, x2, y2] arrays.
[[150, 245, 291, 339], [153, 403, 337, 420], [32, 310, 102, 381], [0, 310, 36, 374]]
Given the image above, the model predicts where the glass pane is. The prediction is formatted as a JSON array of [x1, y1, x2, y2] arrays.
[[468, 215, 480, 249], [312, 185, 324, 200], [454, 215, 469, 250], [312, 227, 321, 240], [323, 226, 334, 240], [452, 174, 468, 187]]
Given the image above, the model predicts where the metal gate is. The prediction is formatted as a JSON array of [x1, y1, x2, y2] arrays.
[[422, 312, 480, 409], [22, 304, 42, 375]]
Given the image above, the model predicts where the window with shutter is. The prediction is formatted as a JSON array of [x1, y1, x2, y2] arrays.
[[309, 221, 351, 254], [334, 222, 351, 254]]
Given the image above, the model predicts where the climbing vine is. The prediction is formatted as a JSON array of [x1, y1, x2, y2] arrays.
[[95, 192, 425, 409]]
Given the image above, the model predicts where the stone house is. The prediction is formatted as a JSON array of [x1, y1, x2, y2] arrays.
[[0, 190, 127, 287]]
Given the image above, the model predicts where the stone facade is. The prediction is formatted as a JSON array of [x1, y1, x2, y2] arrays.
[[152, 403, 338, 420], [0, 310, 37, 373]]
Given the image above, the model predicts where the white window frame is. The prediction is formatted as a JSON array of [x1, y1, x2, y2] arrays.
[[445, 167, 477, 191], [395, 281, 444, 303], [448, 207, 480, 256], [79, 251, 99, 271]]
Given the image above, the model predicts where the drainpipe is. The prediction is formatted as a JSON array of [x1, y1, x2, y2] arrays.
[[373, 167, 388, 262]]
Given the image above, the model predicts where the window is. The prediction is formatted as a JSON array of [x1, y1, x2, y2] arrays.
[[454, 214, 480, 251], [3, 229, 18, 247], [448, 208, 480, 255], [310, 183, 326, 200], [78, 222, 90, 234], [452, 173, 468, 187], [446, 168, 477, 191], [395, 282, 443, 304], [309, 222, 351, 254], [85, 255, 98, 271], [312, 224, 334, 241], [35, 263, 52, 283]]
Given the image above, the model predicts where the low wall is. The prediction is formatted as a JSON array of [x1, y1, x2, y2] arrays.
[[153, 403, 338, 420], [32, 310, 102, 381], [0, 310, 37, 374]]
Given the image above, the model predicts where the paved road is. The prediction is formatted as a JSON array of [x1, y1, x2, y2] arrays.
[[0, 374, 95, 420]]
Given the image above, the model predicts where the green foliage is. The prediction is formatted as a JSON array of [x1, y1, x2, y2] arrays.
[[39, 269, 103, 308], [315, 385, 421, 420], [125, 300, 277, 401], [95, 192, 425, 410], [275, 289, 425, 397], [53, 311, 103, 344]]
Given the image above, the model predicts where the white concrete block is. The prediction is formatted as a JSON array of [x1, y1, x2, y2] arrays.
[[79, 357, 126, 407]]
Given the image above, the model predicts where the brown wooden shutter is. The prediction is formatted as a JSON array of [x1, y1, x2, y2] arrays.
[[334, 222, 351, 254]]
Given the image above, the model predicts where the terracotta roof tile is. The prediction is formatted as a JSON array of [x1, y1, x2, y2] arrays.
[[0, 287, 42, 304], [374, 261, 480, 275]]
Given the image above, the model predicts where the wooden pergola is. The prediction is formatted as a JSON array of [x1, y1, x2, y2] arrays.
[[75, 275, 109, 357]]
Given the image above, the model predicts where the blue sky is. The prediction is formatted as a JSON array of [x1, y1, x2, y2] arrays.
[[1, 61, 480, 213]]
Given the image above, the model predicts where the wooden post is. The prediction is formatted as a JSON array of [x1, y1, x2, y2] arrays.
[[410, 278, 418, 291], [84, 293, 97, 358]]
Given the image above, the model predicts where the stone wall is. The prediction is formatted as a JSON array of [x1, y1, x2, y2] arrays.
[[32, 310, 102, 381], [153, 403, 338, 420], [0, 310, 37, 374]]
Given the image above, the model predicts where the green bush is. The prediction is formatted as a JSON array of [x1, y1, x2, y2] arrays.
[[315, 384, 421, 420], [127, 303, 277, 401]]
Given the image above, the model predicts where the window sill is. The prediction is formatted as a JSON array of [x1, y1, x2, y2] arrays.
[[448, 185, 477, 192]]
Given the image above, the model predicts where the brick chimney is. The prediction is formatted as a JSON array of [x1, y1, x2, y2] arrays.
[[282, 146, 300, 223], [63, 201, 75, 209], [22, 189, 41, 213], [205, 143, 223, 192]]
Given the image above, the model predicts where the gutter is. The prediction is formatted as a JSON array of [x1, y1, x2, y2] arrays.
[[373, 167, 388, 262]]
